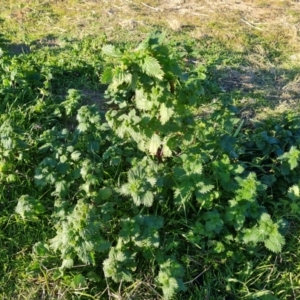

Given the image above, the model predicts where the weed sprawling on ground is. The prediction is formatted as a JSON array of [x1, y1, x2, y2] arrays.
[[0, 1, 300, 299]]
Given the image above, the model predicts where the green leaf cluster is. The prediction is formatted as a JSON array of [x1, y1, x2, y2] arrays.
[[157, 259, 186, 299], [242, 213, 285, 253], [3, 31, 300, 299], [101, 31, 205, 159]]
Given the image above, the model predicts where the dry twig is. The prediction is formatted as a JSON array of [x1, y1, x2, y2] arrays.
[[241, 18, 263, 31], [141, 2, 162, 12]]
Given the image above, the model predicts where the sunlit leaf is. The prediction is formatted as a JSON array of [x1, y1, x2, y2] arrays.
[[102, 44, 122, 58]]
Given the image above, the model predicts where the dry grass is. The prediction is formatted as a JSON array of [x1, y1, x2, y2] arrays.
[[2, 0, 300, 48], [1, 0, 300, 116]]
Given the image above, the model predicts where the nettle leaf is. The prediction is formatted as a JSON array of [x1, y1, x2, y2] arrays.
[[242, 213, 285, 253], [61, 89, 82, 116], [120, 163, 157, 207], [112, 68, 132, 86], [288, 184, 300, 201], [142, 55, 164, 80], [119, 218, 140, 242], [260, 212, 271, 223], [132, 191, 154, 207], [61, 258, 74, 269], [161, 277, 179, 300], [57, 162, 69, 175], [204, 210, 224, 234], [98, 187, 113, 201], [179, 153, 203, 176], [88, 140, 100, 152], [103, 247, 136, 282], [71, 151, 81, 161], [197, 182, 214, 194], [148, 133, 161, 155], [260, 174, 276, 187], [162, 143, 172, 157], [86, 174, 99, 186], [86, 271, 101, 283], [135, 88, 153, 111], [147, 176, 157, 186], [119, 182, 131, 196], [50, 199, 110, 267], [137, 30, 166, 49], [72, 274, 87, 289], [120, 215, 163, 248], [1, 136, 13, 149], [15, 195, 45, 221], [54, 180, 68, 198], [102, 44, 122, 58], [225, 200, 247, 230], [243, 228, 261, 244], [142, 191, 154, 207], [207, 240, 225, 253], [101, 67, 114, 84], [174, 185, 193, 204], [160, 103, 174, 125], [279, 146, 300, 170], [77, 121, 88, 132], [264, 234, 285, 253], [235, 173, 265, 201], [33, 242, 50, 256], [157, 259, 186, 300]]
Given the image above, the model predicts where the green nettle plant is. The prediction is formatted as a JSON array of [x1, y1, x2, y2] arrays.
[[99, 32, 287, 298], [11, 32, 299, 299], [102, 32, 205, 160]]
